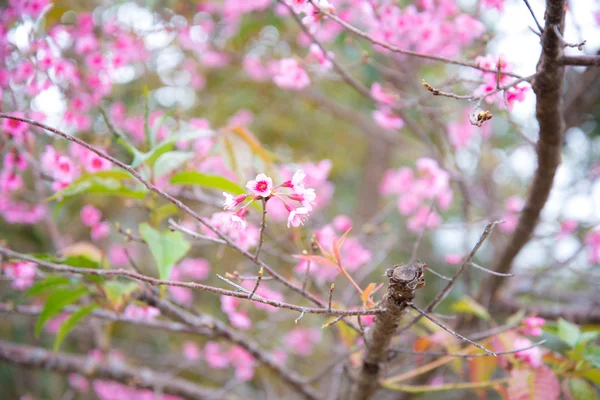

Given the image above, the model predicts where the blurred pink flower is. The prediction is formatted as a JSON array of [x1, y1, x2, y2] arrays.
[[284, 328, 321, 356], [522, 317, 545, 337], [273, 58, 310, 90], [183, 341, 201, 361], [81, 205, 102, 227]]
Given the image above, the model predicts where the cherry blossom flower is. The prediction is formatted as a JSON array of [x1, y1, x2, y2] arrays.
[[2, 261, 36, 290], [444, 254, 463, 265], [522, 317, 545, 337], [91, 221, 110, 241], [333, 215, 352, 232], [183, 341, 201, 361], [272, 58, 310, 90], [371, 83, 396, 105], [246, 173, 273, 197], [373, 107, 405, 130], [229, 208, 248, 230], [80, 205, 102, 227], [513, 337, 543, 367], [284, 328, 321, 356], [307, 43, 333, 71], [123, 305, 160, 321], [221, 193, 247, 210], [287, 206, 310, 228], [585, 230, 600, 264], [204, 342, 230, 369]]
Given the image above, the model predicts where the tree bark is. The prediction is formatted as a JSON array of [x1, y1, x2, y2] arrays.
[[478, 0, 566, 307], [352, 261, 425, 400]]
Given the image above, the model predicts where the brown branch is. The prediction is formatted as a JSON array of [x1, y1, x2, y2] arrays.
[[307, 0, 523, 78], [478, 0, 566, 307], [351, 262, 426, 400], [139, 293, 322, 400], [0, 113, 333, 315], [560, 55, 600, 66], [397, 222, 499, 335], [0, 246, 382, 317], [0, 303, 215, 337], [492, 295, 600, 324], [0, 340, 219, 400]]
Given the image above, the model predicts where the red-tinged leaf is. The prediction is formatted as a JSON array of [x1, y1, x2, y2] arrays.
[[315, 239, 332, 259], [293, 254, 338, 268], [333, 228, 351, 267], [507, 366, 560, 400], [361, 283, 376, 306], [469, 354, 499, 399]]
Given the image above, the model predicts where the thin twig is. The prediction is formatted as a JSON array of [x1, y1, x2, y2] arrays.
[[390, 340, 545, 358], [471, 262, 514, 277], [328, 283, 335, 311], [424, 266, 452, 281], [553, 25, 586, 50], [409, 305, 496, 357], [254, 198, 268, 261], [522, 0, 544, 34], [249, 267, 264, 299], [168, 219, 227, 245], [397, 222, 499, 334], [0, 246, 383, 317], [306, 0, 523, 78]]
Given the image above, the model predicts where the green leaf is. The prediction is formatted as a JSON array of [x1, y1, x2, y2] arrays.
[[27, 276, 72, 296], [103, 281, 139, 310], [47, 176, 146, 202], [170, 171, 246, 194], [153, 151, 194, 178], [567, 378, 598, 400], [34, 287, 88, 337], [53, 304, 98, 351], [450, 296, 490, 320], [138, 223, 191, 280], [150, 203, 179, 225], [131, 130, 212, 169], [584, 345, 600, 368], [558, 318, 581, 348], [582, 368, 600, 386], [143, 85, 152, 148]]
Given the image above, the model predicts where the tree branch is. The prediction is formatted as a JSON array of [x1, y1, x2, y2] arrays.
[[351, 262, 426, 400], [478, 0, 566, 307], [0, 340, 219, 400], [560, 54, 600, 66]]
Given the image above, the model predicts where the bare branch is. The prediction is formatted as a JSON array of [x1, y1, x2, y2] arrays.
[[522, 0, 545, 34], [478, 0, 566, 306], [408, 305, 496, 357], [0, 340, 219, 400], [0, 246, 383, 317], [561, 55, 600, 66], [552, 25, 586, 49], [390, 339, 545, 358], [352, 262, 426, 400], [398, 222, 499, 334], [306, 0, 523, 78]]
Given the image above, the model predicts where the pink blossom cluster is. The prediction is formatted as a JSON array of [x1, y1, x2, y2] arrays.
[[200, 212, 260, 251], [202, 342, 257, 381], [168, 258, 211, 305], [80, 205, 110, 241], [371, 83, 405, 131], [220, 283, 285, 329], [221, 170, 317, 230], [0, 149, 45, 224], [498, 196, 524, 234], [266, 160, 334, 221], [2, 261, 36, 290], [380, 158, 453, 232], [513, 337, 543, 368], [295, 216, 373, 282], [585, 229, 600, 264], [474, 55, 529, 110], [447, 108, 492, 149], [283, 327, 321, 356], [521, 317, 546, 337], [122, 305, 161, 321], [557, 219, 578, 239], [346, 1, 485, 60], [285, 0, 336, 28]]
